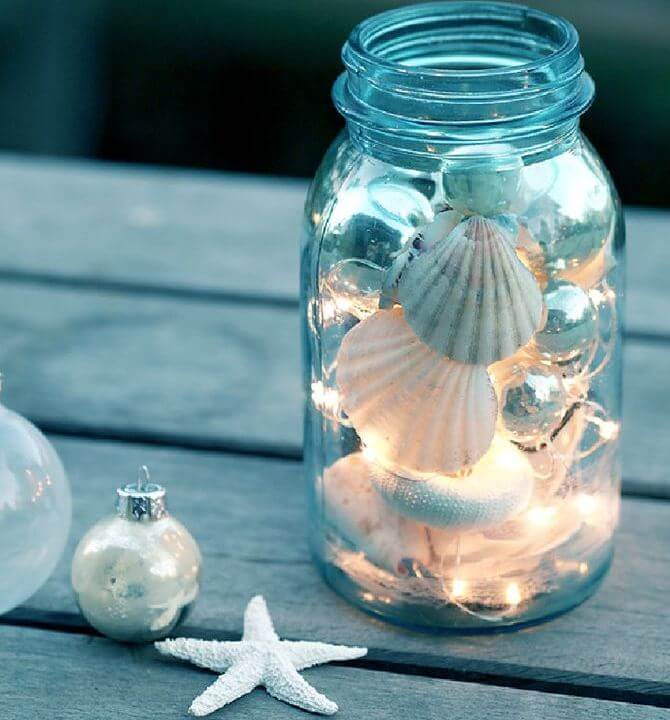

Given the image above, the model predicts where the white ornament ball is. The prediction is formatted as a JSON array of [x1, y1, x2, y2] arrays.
[[0, 400, 71, 614], [71, 468, 201, 642]]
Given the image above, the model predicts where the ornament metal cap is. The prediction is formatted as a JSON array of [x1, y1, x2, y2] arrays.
[[116, 466, 168, 522]]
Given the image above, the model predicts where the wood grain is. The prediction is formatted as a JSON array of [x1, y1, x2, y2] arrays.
[[0, 155, 303, 302], [0, 281, 301, 456], [4, 624, 665, 720], [7, 436, 670, 698]]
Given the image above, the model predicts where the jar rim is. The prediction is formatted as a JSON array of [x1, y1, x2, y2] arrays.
[[345, 1, 579, 82], [333, 1, 594, 166]]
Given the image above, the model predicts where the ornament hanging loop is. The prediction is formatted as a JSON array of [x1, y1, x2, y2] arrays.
[[138, 465, 151, 492]]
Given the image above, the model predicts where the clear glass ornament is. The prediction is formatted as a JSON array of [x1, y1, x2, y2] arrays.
[[0, 386, 71, 614], [71, 466, 201, 642]]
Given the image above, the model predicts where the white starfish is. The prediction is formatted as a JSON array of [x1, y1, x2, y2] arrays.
[[155, 595, 367, 716]]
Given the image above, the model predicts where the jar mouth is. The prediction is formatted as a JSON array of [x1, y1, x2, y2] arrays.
[[333, 1, 594, 166], [347, 1, 577, 81]]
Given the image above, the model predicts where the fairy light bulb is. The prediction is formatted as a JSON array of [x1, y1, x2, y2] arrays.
[[505, 583, 522, 607], [451, 579, 468, 599], [576, 493, 598, 517], [526, 505, 558, 527]]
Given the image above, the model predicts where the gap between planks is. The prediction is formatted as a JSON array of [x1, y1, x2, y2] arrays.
[[32, 423, 670, 501], [0, 266, 669, 348], [2, 609, 670, 710]]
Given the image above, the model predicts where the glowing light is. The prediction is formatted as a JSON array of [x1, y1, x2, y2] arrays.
[[451, 578, 468, 599], [588, 287, 605, 306], [576, 493, 598, 517], [361, 592, 375, 603], [362, 445, 378, 463], [590, 286, 615, 305], [596, 419, 619, 441], [505, 583, 522, 607], [320, 294, 357, 323], [311, 381, 341, 417], [579, 562, 589, 575], [526, 505, 557, 527], [321, 299, 338, 323]]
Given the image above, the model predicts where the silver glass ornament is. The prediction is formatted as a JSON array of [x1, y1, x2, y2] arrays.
[[521, 193, 612, 273], [324, 258, 384, 321], [0, 380, 71, 614], [535, 280, 597, 360], [71, 466, 201, 643], [501, 366, 567, 444]]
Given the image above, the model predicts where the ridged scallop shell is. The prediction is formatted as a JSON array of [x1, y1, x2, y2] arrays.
[[398, 215, 544, 364], [380, 210, 462, 309], [336, 307, 496, 475], [371, 437, 533, 530]]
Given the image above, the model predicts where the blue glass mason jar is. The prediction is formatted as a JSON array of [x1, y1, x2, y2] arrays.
[[301, 2, 623, 629]]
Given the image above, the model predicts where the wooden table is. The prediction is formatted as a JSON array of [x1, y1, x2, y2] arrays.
[[1, 155, 669, 719]]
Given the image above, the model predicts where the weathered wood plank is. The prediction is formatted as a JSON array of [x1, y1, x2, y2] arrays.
[[626, 209, 670, 338], [4, 625, 662, 720], [0, 280, 665, 489], [0, 281, 302, 455], [8, 437, 670, 696], [0, 155, 303, 302], [0, 155, 667, 336]]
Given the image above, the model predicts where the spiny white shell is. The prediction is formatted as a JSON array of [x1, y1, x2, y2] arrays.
[[371, 437, 534, 530], [336, 307, 497, 475], [398, 215, 544, 364], [322, 453, 432, 572]]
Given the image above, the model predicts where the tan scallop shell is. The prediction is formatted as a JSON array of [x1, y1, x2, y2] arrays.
[[398, 215, 544, 364], [336, 307, 497, 475]]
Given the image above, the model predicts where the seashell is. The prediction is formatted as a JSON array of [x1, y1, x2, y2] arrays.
[[380, 210, 462, 308], [397, 215, 544, 364], [370, 437, 534, 530], [336, 307, 497, 474], [322, 453, 433, 572]]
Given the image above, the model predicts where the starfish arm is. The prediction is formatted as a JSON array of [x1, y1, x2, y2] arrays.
[[188, 656, 263, 717], [243, 595, 279, 642], [263, 650, 338, 715], [155, 638, 245, 672], [281, 641, 368, 670]]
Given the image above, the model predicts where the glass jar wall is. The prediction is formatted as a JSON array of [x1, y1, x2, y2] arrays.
[[301, 2, 623, 629]]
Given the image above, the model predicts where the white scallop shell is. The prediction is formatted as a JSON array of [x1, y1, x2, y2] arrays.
[[370, 437, 534, 530], [398, 215, 544, 364], [336, 307, 497, 474], [322, 453, 433, 572], [380, 210, 462, 308]]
